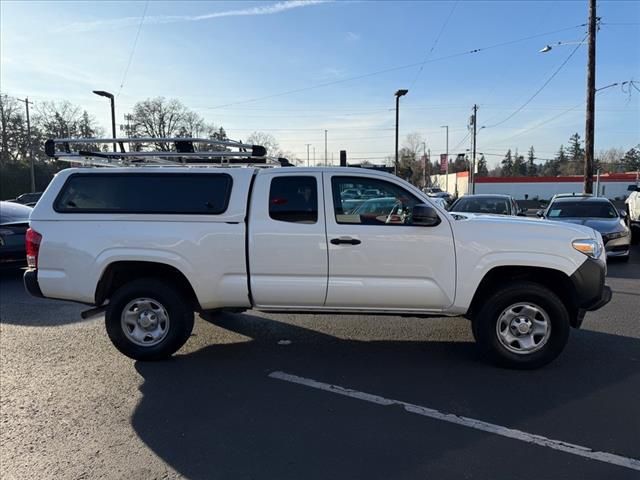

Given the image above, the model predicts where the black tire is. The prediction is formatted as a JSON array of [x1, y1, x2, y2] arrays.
[[472, 281, 570, 369], [105, 278, 194, 361]]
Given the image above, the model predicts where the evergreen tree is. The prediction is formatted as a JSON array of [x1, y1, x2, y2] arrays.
[[563, 133, 584, 175], [527, 146, 537, 176], [501, 149, 513, 176], [622, 145, 640, 170], [477, 154, 489, 177], [513, 149, 526, 176], [453, 153, 468, 173]]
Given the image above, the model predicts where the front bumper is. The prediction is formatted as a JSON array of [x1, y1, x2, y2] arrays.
[[23, 269, 44, 298], [604, 234, 631, 257], [570, 257, 612, 312]]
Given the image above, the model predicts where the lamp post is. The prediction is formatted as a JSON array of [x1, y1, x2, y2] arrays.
[[394, 89, 408, 176], [441, 125, 449, 194], [92, 90, 116, 152]]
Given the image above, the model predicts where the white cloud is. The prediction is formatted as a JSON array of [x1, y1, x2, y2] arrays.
[[346, 31, 360, 41], [55, 0, 329, 33]]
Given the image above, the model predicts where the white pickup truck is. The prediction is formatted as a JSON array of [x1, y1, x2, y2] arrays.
[[24, 166, 612, 368]]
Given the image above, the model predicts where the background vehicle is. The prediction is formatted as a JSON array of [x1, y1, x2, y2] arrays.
[[423, 187, 453, 203], [449, 194, 525, 216], [0, 201, 32, 269], [538, 195, 631, 261], [24, 137, 612, 370], [9, 192, 43, 206], [626, 187, 640, 244]]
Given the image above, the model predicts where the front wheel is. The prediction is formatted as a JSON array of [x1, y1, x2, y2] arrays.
[[105, 278, 194, 361], [472, 282, 570, 369]]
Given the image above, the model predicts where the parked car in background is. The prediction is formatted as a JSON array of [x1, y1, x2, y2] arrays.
[[423, 187, 452, 203], [9, 192, 43, 206], [0, 201, 32, 269], [360, 188, 383, 199], [538, 195, 631, 261], [430, 197, 449, 210], [341, 188, 361, 200], [449, 194, 525, 216], [624, 187, 640, 243]]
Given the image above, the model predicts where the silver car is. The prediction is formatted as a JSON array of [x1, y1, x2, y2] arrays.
[[540, 195, 631, 261]]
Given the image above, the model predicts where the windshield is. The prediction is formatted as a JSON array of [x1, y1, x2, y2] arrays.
[[451, 197, 510, 215], [547, 201, 618, 219]]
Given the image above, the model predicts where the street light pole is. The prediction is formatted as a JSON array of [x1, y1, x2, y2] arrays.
[[324, 130, 328, 166], [92, 90, 116, 152], [17, 97, 35, 192], [441, 125, 449, 194], [584, 0, 597, 194], [394, 89, 408, 176], [305, 143, 311, 167], [471, 104, 478, 194]]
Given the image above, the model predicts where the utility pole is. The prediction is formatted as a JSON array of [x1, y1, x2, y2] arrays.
[[471, 104, 478, 194], [305, 143, 311, 167], [584, 0, 597, 194], [17, 97, 35, 192], [324, 130, 328, 166], [313, 146, 316, 165]]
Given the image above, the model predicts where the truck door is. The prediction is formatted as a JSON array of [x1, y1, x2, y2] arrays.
[[323, 173, 456, 311], [248, 171, 328, 307]]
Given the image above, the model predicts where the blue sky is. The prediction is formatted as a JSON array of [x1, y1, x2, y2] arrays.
[[1, 0, 639, 167]]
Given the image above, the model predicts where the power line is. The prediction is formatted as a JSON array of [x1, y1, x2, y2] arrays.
[[204, 23, 587, 110], [408, 0, 459, 89], [450, 131, 471, 153], [484, 32, 588, 129], [488, 81, 628, 145], [117, 0, 149, 98]]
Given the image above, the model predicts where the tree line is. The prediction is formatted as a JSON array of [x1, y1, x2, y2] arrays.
[[0, 94, 302, 199], [391, 130, 639, 188]]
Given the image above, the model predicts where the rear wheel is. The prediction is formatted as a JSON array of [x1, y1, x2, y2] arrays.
[[472, 282, 570, 369], [105, 278, 194, 361]]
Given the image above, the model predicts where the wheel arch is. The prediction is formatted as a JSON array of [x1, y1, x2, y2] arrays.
[[95, 261, 200, 310], [467, 265, 580, 327]]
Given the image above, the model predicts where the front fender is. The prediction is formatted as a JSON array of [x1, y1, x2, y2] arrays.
[[453, 251, 584, 311]]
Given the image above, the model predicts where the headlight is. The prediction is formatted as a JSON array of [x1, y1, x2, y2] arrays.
[[572, 239, 603, 258], [606, 231, 629, 240]]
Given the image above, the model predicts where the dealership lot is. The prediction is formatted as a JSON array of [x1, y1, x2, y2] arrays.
[[1, 249, 639, 480]]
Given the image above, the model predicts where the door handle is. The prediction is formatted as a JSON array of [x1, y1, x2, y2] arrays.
[[330, 237, 361, 245]]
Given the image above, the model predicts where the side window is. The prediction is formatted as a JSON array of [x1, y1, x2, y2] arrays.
[[54, 173, 232, 214], [269, 176, 318, 224], [331, 176, 422, 226]]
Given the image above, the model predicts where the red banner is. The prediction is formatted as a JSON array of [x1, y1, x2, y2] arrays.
[[440, 154, 448, 173]]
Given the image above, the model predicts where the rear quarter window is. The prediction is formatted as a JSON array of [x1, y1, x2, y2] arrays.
[[54, 173, 232, 214]]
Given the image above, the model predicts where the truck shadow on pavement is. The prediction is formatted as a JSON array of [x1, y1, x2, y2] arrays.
[[0, 269, 86, 326], [131, 312, 640, 480]]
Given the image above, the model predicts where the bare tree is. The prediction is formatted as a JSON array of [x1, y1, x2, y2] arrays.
[[0, 94, 26, 165], [400, 132, 426, 186], [245, 131, 280, 156]]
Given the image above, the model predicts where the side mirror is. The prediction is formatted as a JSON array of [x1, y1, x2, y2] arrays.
[[619, 210, 627, 218], [412, 204, 441, 227], [536, 209, 545, 218]]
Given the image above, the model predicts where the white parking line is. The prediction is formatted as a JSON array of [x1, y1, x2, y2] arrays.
[[269, 371, 640, 472]]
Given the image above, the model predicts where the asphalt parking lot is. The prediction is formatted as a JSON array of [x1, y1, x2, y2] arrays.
[[1, 249, 639, 480]]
